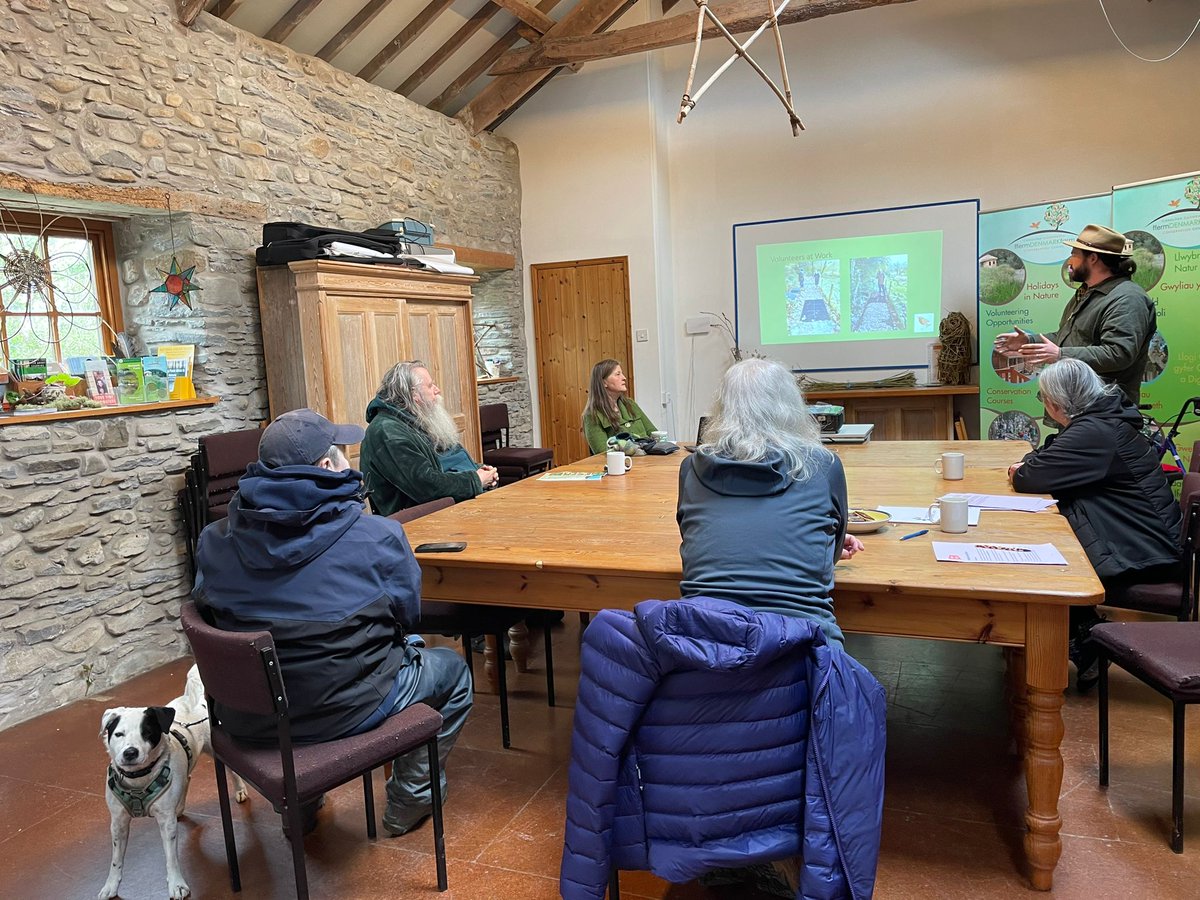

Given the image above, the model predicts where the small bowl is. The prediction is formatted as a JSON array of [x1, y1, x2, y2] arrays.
[[846, 509, 891, 534]]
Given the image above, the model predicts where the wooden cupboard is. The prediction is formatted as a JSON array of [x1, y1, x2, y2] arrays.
[[804, 385, 978, 441], [256, 260, 481, 466]]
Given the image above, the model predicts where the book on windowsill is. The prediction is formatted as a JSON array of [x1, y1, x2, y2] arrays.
[[538, 471, 606, 481]]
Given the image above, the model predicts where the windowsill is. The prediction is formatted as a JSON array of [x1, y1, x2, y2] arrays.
[[0, 396, 219, 426], [478, 376, 519, 385]]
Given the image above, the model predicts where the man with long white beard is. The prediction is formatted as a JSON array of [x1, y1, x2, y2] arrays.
[[360, 360, 500, 515]]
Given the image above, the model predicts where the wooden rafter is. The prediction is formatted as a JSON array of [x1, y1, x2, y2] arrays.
[[429, 0, 567, 112], [662, 0, 681, 10], [317, 0, 395, 61], [491, 0, 556, 33], [180, 0, 207, 26], [397, 1, 501, 98], [264, 0, 329, 44], [491, 0, 916, 75], [210, 0, 246, 19], [458, 0, 634, 133], [358, 0, 456, 83]]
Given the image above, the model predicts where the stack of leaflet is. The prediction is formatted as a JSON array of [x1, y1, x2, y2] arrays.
[[821, 423, 874, 444], [325, 241, 474, 275]]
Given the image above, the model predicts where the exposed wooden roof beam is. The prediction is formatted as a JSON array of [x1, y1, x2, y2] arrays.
[[397, 1, 501, 98], [458, 0, 634, 133], [491, 0, 916, 75], [662, 0, 681, 11], [358, 0, 457, 83], [317, 0, 395, 62], [491, 0, 556, 33], [211, 0, 246, 19], [428, 0, 567, 113], [180, 0, 207, 27], [264, 0, 329, 44]]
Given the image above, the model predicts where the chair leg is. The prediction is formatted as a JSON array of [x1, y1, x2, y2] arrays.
[[213, 759, 242, 893], [1172, 702, 1186, 853], [544, 624, 556, 708], [461, 632, 475, 688], [609, 865, 620, 900], [496, 632, 511, 749], [1098, 654, 1110, 788], [363, 771, 377, 840], [285, 803, 310, 900], [427, 739, 448, 891]]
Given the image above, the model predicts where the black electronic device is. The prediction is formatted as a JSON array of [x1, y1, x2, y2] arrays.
[[413, 541, 468, 553]]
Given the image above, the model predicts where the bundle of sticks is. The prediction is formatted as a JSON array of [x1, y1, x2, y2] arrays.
[[797, 372, 917, 393]]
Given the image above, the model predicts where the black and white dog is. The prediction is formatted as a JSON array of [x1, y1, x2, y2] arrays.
[[98, 665, 247, 900]]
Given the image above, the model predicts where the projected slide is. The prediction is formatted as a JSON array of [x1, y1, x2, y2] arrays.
[[756, 231, 942, 345]]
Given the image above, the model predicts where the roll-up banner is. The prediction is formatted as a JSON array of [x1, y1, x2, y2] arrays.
[[977, 195, 1112, 446], [1113, 172, 1200, 472]]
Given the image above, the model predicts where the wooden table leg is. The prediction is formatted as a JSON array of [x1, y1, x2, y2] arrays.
[[1023, 604, 1068, 891], [1004, 647, 1028, 758], [509, 620, 531, 673], [483, 635, 499, 691]]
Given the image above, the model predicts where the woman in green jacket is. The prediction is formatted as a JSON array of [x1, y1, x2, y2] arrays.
[[582, 358, 658, 453]]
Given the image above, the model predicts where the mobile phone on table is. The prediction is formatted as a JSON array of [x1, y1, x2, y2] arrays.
[[414, 541, 468, 553]]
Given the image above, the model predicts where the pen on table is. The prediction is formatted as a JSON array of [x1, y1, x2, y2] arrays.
[[900, 529, 929, 541]]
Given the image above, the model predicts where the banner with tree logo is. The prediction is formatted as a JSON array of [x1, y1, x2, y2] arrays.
[[977, 194, 1112, 445], [1113, 171, 1200, 471]]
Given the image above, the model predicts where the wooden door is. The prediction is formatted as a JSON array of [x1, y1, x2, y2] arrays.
[[406, 300, 481, 459], [320, 294, 406, 465], [531, 257, 634, 465]]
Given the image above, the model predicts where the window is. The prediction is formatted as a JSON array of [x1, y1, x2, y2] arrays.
[[0, 210, 124, 366]]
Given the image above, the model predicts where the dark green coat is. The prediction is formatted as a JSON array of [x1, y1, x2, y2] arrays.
[[360, 398, 481, 515]]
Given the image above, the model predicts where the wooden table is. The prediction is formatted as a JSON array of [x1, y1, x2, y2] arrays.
[[403, 441, 1101, 891]]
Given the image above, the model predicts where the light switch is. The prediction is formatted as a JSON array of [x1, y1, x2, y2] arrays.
[[635, 329, 649, 342]]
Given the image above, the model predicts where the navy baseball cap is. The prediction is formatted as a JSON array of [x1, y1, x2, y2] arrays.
[[258, 409, 365, 468]]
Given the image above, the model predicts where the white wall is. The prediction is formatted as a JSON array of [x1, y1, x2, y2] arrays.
[[502, 0, 1200, 437]]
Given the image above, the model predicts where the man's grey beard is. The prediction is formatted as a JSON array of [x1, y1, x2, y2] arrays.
[[413, 396, 461, 452]]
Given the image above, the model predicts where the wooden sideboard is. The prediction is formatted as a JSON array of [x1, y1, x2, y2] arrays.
[[805, 385, 978, 441], [256, 260, 482, 465]]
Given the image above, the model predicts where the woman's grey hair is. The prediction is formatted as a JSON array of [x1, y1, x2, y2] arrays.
[[582, 358, 623, 428], [377, 360, 427, 410], [700, 358, 828, 480], [1037, 357, 1120, 420]]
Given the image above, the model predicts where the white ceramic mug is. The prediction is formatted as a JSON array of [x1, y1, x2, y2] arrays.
[[928, 493, 970, 533], [606, 450, 632, 476], [934, 451, 965, 481]]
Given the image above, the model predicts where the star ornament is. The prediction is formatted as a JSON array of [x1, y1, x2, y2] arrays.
[[150, 256, 201, 309]]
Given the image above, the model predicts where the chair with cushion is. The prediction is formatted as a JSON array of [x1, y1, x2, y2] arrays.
[[479, 403, 553, 485], [1102, 472, 1200, 621], [390, 498, 556, 749], [180, 602, 448, 898], [1094, 621, 1200, 852], [198, 428, 263, 521]]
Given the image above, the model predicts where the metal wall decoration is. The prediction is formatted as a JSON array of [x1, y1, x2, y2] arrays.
[[149, 196, 201, 310]]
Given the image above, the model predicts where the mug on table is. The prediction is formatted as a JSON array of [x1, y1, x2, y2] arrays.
[[928, 493, 970, 533], [934, 451, 965, 481], [606, 450, 632, 476]]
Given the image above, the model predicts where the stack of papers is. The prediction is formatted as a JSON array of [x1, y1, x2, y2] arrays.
[[877, 506, 982, 526], [932, 542, 1067, 565], [965, 494, 1055, 512], [538, 471, 605, 482]]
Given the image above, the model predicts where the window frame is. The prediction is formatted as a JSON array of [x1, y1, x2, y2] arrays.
[[0, 210, 125, 364]]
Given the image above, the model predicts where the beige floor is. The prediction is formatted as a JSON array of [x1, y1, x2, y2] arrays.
[[2, 620, 1198, 899]]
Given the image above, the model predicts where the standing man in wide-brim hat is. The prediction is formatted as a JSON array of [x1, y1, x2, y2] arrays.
[[994, 223, 1156, 420]]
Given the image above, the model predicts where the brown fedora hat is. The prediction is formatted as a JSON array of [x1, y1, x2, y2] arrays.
[[1063, 224, 1133, 257]]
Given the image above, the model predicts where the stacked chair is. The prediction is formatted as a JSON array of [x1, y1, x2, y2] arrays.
[[390, 498, 556, 749], [179, 428, 263, 575], [479, 403, 553, 486]]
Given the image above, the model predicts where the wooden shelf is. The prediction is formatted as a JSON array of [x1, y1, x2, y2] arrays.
[[478, 376, 519, 386], [0, 396, 219, 426], [435, 243, 516, 273], [805, 385, 979, 400]]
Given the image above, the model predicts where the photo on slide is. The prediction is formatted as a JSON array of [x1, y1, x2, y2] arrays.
[[988, 410, 1041, 445], [1143, 330, 1168, 383], [850, 255, 908, 333], [978, 248, 1026, 306], [784, 260, 840, 336], [1127, 230, 1166, 293]]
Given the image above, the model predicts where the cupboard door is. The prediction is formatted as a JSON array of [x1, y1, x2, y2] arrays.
[[321, 294, 406, 464], [405, 300, 480, 459]]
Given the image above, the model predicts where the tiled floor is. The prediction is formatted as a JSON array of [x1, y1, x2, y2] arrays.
[[3, 619, 1200, 899]]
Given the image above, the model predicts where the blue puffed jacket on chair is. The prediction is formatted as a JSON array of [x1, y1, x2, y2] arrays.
[[560, 597, 886, 900]]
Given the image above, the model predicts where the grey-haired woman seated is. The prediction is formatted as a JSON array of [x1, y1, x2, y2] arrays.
[[676, 358, 863, 647], [1009, 357, 1182, 689]]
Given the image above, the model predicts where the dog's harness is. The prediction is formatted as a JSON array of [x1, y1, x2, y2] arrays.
[[107, 728, 198, 818]]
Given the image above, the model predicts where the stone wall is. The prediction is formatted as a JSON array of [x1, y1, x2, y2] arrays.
[[0, 0, 528, 728]]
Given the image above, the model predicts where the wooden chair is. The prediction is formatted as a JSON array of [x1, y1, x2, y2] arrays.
[[1191, 440, 1200, 474], [479, 403, 553, 485], [197, 428, 263, 521], [1094, 621, 1200, 853], [391, 498, 556, 749], [1103, 473, 1200, 621], [180, 602, 448, 898]]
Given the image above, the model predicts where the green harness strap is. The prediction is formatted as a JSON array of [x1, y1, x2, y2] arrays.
[[108, 730, 195, 818]]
